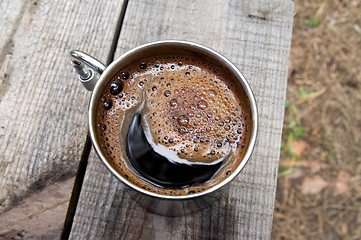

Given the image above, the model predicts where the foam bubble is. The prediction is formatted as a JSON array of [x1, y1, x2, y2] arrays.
[[170, 99, 177, 107], [164, 90, 171, 97], [178, 115, 189, 126], [197, 100, 208, 109]]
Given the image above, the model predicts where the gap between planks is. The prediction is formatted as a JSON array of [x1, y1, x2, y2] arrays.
[[60, 1, 129, 239]]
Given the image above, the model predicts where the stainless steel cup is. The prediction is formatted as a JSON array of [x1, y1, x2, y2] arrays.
[[70, 40, 258, 216]]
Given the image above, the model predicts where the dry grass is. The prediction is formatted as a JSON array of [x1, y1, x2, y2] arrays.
[[272, 0, 361, 239]]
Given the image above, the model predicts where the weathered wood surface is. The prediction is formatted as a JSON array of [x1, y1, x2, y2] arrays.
[[0, 0, 126, 238], [0, 0, 25, 57], [0, 177, 74, 239], [70, 0, 294, 239]]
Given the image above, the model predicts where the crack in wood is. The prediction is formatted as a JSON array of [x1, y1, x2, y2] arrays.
[[248, 14, 267, 20], [60, 1, 130, 239], [0, 0, 28, 101], [0, 54, 11, 101]]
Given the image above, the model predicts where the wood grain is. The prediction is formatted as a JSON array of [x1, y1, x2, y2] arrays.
[[0, 0, 26, 102], [0, 177, 74, 239], [0, 0, 125, 216], [0, 0, 25, 59], [70, 0, 294, 239]]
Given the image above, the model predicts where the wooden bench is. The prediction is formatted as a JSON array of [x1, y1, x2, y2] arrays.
[[0, 0, 293, 239]]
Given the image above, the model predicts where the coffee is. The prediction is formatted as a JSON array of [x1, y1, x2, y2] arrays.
[[95, 51, 252, 196]]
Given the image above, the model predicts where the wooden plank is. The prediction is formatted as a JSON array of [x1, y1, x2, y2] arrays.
[[70, 0, 294, 239], [0, 0, 25, 57], [0, 0, 126, 236], [0, 177, 74, 239], [0, 0, 26, 101]]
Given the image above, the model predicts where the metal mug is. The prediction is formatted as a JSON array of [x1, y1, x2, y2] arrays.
[[70, 40, 258, 216]]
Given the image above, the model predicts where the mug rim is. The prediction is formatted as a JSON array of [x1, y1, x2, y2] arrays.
[[89, 40, 258, 200]]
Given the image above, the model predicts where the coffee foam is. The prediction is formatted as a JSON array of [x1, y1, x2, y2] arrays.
[[141, 64, 247, 165], [95, 52, 252, 195]]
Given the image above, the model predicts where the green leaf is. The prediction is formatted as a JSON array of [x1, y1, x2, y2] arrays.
[[327, 150, 335, 161], [278, 167, 294, 177], [285, 99, 292, 108], [304, 17, 320, 27], [298, 86, 309, 101], [280, 141, 286, 155], [288, 120, 297, 128], [294, 126, 304, 139]]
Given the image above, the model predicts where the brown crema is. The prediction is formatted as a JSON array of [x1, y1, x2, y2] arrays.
[[95, 52, 252, 196]]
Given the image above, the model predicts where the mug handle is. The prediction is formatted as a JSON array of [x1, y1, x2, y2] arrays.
[[70, 50, 106, 91]]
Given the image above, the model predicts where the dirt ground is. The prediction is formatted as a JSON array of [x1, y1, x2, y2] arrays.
[[271, 0, 361, 239]]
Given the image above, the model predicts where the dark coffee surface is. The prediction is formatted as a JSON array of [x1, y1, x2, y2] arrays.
[[95, 51, 252, 195], [127, 113, 223, 188]]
